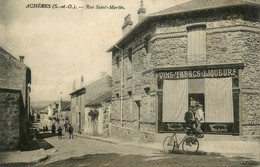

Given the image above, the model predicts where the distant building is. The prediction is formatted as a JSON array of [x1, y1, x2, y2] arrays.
[[107, 0, 260, 141], [70, 75, 112, 136], [39, 107, 51, 129], [57, 100, 71, 126], [0, 47, 31, 150]]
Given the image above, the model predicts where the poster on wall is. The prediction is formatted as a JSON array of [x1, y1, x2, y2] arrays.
[[1, 0, 259, 166]]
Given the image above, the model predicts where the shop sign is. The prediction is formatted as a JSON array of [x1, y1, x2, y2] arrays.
[[159, 122, 235, 134], [209, 123, 228, 133], [158, 68, 237, 79], [167, 123, 184, 131]]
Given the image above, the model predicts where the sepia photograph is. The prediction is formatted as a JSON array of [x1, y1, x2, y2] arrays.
[[0, 0, 259, 166]]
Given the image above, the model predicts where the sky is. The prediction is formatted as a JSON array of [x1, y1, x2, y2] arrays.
[[0, 0, 190, 101]]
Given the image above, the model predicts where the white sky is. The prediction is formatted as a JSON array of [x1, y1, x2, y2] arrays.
[[0, 0, 189, 101]]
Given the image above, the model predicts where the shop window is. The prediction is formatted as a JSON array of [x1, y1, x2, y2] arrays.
[[187, 25, 206, 64], [205, 78, 234, 122], [163, 79, 188, 122]]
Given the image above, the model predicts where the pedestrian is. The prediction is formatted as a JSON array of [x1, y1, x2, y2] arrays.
[[45, 125, 48, 132], [68, 124, 74, 139], [52, 124, 56, 134], [57, 126, 62, 139], [184, 107, 196, 129], [193, 103, 204, 138], [64, 123, 68, 133]]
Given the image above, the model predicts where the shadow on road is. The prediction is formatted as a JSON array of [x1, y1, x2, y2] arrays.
[[19, 133, 55, 151], [36, 152, 260, 167], [40, 133, 58, 139]]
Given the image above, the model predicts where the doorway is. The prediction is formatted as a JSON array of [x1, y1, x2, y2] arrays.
[[189, 93, 204, 108]]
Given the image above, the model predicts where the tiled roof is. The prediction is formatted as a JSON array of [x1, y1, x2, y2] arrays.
[[60, 101, 71, 111], [151, 0, 260, 16], [85, 91, 112, 106], [107, 0, 260, 52], [85, 75, 112, 105], [0, 47, 30, 69], [70, 75, 112, 105]]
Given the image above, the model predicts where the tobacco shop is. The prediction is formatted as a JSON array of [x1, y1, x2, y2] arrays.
[[156, 63, 244, 135]]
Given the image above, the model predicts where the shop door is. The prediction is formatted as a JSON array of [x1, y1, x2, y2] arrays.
[[189, 94, 204, 109]]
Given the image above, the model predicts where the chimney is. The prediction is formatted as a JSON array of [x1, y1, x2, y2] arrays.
[[80, 76, 84, 87], [122, 14, 133, 36], [19, 56, 25, 63], [137, 0, 146, 22], [73, 80, 76, 91]]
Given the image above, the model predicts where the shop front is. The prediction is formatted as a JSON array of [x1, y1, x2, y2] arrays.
[[156, 63, 244, 135]]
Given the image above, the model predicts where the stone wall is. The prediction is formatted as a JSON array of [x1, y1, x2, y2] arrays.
[[111, 125, 156, 143], [0, 89, 27, 151], [0, 48, 30, 108], [101, 102, 111, 138]]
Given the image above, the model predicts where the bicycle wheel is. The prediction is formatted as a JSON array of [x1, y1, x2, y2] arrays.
[[163, 136, 174, 153], [182, 136, 199, 153]]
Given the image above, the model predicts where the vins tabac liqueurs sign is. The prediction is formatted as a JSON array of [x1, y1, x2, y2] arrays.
[[158, 68, 237, 79]]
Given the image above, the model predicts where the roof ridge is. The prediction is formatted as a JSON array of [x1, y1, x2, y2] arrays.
[[0, 47, 30, 69], [150, 0, 254, 16]]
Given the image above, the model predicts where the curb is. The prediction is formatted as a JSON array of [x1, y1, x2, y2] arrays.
[[0, 149, 49, 166], [74, 134, 260, 161], [74, 134, 119, 144], [75, 134, 164, 152]]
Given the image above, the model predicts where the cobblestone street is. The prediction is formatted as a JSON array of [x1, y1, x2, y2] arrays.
[[26, 134, 259, 167]]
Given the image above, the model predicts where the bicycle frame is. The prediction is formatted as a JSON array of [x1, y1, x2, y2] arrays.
[[171, 132, 190, 148]]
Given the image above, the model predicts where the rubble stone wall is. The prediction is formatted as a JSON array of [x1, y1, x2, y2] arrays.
[[0, 89, 26, 151]]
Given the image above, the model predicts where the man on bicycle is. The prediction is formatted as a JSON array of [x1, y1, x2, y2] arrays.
[[184, 107, 195, 129], [184, 106, 204, 137]]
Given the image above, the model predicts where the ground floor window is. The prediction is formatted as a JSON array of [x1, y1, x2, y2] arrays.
[[162, 78, 234, 123]]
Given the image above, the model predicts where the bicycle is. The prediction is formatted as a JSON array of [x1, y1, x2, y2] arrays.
[[163, 127, 201, 153]]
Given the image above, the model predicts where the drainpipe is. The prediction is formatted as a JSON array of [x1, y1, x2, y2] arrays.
[[115, 45, 123, 127]]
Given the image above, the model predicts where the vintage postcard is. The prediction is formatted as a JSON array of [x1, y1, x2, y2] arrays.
[[0, 0, 259, 166]]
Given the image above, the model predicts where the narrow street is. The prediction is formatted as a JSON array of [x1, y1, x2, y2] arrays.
[[28, 134, 259, 167]]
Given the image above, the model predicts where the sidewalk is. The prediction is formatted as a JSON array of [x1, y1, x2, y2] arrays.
[[74, 133, 260, 162], [0, 148, 48, 165]]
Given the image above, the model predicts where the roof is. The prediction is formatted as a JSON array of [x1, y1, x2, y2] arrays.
[[85, 75, 112, 105], [70, 87, 86, 96], [0, 47, 31, 84], [60, 101, 71, 111], [70, 75, 112, 106], [0, 47, 30, 70], [40, 107, 48, 114], [85, 91, 112, 106], [107, 0, 260, 52], [151, 0, 260, 16]]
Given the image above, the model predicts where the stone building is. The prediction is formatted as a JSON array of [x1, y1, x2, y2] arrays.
[[107, 0, 260, 141], [40, 106, 51, 129], [0, 47, 31, 150], [57, 100, 71, 127], [70, 74, 112, 136]]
